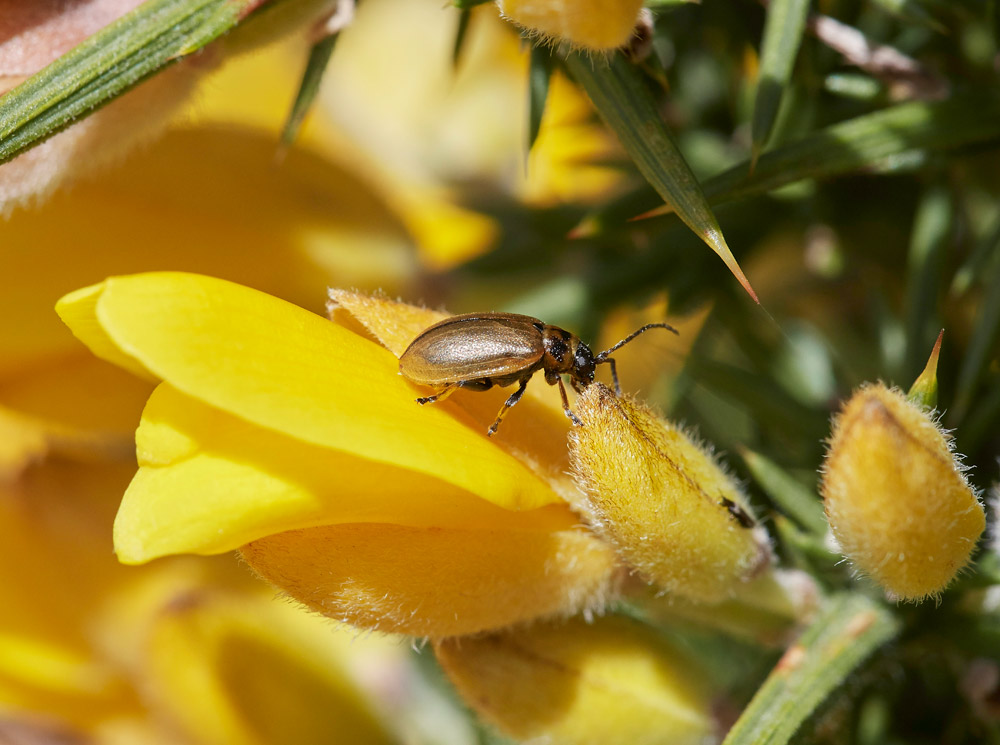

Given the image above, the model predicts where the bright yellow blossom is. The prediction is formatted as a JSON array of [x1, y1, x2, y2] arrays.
[[0, 124, 415, 480], [57, 272, 622, 638]]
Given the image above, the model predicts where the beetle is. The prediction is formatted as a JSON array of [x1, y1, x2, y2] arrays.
[[398, 312, 679, 436]]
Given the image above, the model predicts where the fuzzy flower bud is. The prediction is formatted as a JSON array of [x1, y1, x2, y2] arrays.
[[569, 384, 772, 603], [821, 382, 984, 601], [435, 615, 716, 745], [496, 0, 645, 52]]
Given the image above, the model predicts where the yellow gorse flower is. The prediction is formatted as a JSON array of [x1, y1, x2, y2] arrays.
[[0, 124, 416, 481], [56, 272, 621, 638], [0, 49, 441, 739]]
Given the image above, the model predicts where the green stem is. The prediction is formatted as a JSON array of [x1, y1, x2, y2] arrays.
[[722, 593, 900, 745]]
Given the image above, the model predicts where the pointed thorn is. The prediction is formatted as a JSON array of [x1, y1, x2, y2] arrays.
[[628, 203, 673, 223]]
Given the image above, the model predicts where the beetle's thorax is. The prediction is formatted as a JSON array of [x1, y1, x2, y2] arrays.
[[539, 325, 579, 376], [539, 325, 596, 389]]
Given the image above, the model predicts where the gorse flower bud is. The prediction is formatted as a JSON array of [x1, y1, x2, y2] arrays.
[[435, 615, 716, 745], [570, 384, 772, 602], [821, 383, 984, 601], [496, 0, 646, 52]]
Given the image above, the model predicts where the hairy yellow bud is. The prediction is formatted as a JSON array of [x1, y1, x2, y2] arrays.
[[570, 384, 772, 602], [822, 383, 984, 601], [497, 0, 645, 51], [435, 615, 715, 745]]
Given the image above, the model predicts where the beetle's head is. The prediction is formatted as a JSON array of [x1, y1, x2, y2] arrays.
[[571, 341, 596, 388]]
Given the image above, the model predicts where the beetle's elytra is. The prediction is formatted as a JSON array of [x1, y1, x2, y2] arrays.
[[398, 312, 679, 436]]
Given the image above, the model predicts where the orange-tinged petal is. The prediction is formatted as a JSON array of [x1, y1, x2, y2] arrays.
[[327, 289, 450, 356], [114, 384, 576, 562], [241, 523, 621, 638], [0, 460, 133, 642], [0, 408, 49, 478], [57, 272, 562, 515], [0, 353, 152, 457], [1, 126, 415, 379]]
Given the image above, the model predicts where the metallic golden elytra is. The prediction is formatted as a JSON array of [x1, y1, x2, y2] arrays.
[[398, 312, 678, 436]]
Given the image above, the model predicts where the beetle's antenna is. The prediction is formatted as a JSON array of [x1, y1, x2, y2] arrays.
[[595, 322, 679, 362]]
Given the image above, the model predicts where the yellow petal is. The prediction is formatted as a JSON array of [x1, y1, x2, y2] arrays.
[[56, 282, 157, 383], [436, 614, 715, 745], [522, 72, 624, 205], [57, 272, 561, 515], [144, 594, 396, 745], [0, 351, 149, 478], [0, 630, 118, 701], [0, 408, 49, 479], [0, 65, 201, 212], [0, 459, 145, 730], [115, 383, 576, 562], [241, 523, 621, 637], [396, 192, 500, 268], [0, 460, 133, 643]]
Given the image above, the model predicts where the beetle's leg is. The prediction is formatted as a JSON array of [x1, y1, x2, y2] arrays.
[[556, 377, 583, 427], [603, 357, 622, 396], [416, 385, 458, 405], [487, 379, 529, 437]]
